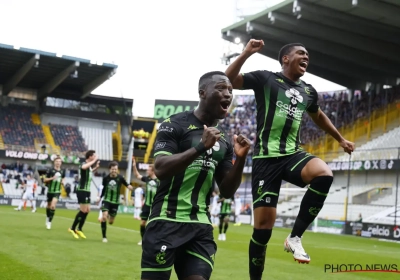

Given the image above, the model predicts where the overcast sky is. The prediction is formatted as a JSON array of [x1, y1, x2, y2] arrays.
[[0, 0, 345, 118]]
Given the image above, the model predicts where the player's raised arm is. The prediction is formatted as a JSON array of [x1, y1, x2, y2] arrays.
[[154, 122, 220, 180], [81, 154, 98, 170], [215, 134, 251, 198], [132, 158, 143, 180], [121, 175, 134, 191], [225, 39, 265, 89]]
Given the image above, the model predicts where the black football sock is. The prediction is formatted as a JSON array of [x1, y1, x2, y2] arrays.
[[291, 176, 333, 238], [219, 222, 223, 234], [101, 222, 107, 238], [223, 223, 229, 234], [140, 225, 146, 239], [46, 208, 50, 218], [249, 229, 272, 280], [71, 211, 84, 231], [78, 212, 88, 231], [49, 209, 55, 222]]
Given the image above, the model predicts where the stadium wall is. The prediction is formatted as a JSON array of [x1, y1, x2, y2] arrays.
[[42, 106, 119, 122], [41, 113, 117, 130]]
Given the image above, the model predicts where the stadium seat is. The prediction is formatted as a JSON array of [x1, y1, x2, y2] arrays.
[[333, 126, 400, 162], [0, 104, 44, 149], [49, 124, 87, 154]]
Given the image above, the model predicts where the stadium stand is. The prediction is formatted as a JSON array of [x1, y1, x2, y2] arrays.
[[50, 124, 87, 153], [220, 86, 400, 151], [0, 161, 103, 203], [277, 183, 396, 221], [0, 104, 45, 151], [333, 126, 400, 162]]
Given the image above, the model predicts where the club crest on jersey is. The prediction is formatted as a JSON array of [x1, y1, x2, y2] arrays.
[[285, 88, 303, 105], [207, 141, 220, 155], [108, 180, 117, 190]]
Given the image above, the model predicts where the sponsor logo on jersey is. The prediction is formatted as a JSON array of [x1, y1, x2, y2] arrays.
[[276, 100, 304, 121]]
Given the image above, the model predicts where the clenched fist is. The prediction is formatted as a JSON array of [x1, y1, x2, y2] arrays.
[[233, 134, 251, 158]]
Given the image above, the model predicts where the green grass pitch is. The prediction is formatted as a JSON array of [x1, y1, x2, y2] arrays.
[[0, 206, 399, 280]]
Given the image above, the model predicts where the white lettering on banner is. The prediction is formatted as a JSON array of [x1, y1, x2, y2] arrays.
[[5, 150, 49, 160], [327, 160, 395, 171], [243, 166, 252, 173], [138, 163, 150, 170], [368, 225, 390, 237], [0, 199, 9, 205], [394, 228, 400, 239]]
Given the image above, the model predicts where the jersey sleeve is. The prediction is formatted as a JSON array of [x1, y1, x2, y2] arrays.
[[120, 175, 129, 186], [141, 176, 149, 183], [61, 169, 66, 178], [241, 70, 271, 91], [46, 169, 52, 178], [215, 141, 234, 178], [306, 86, 320, 113], [153, 119, 183, 157]]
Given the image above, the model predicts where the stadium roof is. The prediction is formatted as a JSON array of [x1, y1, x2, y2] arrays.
[[221, 0, 400, 90], [0, 43, 117, 99]]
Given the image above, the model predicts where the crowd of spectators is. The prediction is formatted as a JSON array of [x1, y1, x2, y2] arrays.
[[49, 124, 87, 153], [0, 104, 45, 149], [219, 86, 400, 157]]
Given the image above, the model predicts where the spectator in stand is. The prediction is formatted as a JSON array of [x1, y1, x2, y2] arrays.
[[221, 86, 400, 148]]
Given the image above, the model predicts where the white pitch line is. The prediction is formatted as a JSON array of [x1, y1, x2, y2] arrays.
[[0, 209, 140, 233]]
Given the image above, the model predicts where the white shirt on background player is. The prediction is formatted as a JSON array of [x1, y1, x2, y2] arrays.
[[134, 187, 144, 207]]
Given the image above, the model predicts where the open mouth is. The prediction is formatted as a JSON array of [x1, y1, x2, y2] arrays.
[[220, 101, 230, 112], [299, 61, 308, 72]]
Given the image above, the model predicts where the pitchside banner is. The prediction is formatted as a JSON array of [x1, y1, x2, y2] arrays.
[[242, 159, 400, 173], [326, 159, 400, 171], [0, 150, 80, 164], [361, 223, 400, 241], [154, 99, 198, 122]]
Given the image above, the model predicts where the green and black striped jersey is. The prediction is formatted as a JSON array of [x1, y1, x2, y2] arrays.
[[141, 176, 159, 207], [149, 111, 233, 225], [101, 174, 129, 204], [46, 168, 66, 193], [77, 164, 93, 192], [220, 198, 232, 214], [241, 71, 319, 158]]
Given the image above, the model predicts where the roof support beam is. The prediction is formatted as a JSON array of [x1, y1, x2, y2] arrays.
[[299, 2, 400, 45], [356, 0, 400, 25], [37, 61, 80, 99], [3, 54, 40, 95], [81, 68, 116, 99], [260, 40, 389, 84], [249, 22, 400, 76], [272, 12, 400, 63]]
